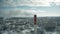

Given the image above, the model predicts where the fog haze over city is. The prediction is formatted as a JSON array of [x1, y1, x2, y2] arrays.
[[0, 0, 60, 17], [0, 0, 60, 34]]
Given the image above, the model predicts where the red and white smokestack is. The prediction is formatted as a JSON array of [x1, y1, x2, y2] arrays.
[[34, 15, 37, 34], [34, 15, 37, 25]]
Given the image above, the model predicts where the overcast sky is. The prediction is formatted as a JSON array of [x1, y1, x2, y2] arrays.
[[0, 0, 60, 17]]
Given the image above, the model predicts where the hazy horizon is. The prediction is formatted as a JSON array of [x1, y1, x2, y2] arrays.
[[0, 0, 60, 17]]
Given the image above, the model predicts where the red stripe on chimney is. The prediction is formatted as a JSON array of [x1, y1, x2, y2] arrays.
[[34, 15, 37, 25]]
